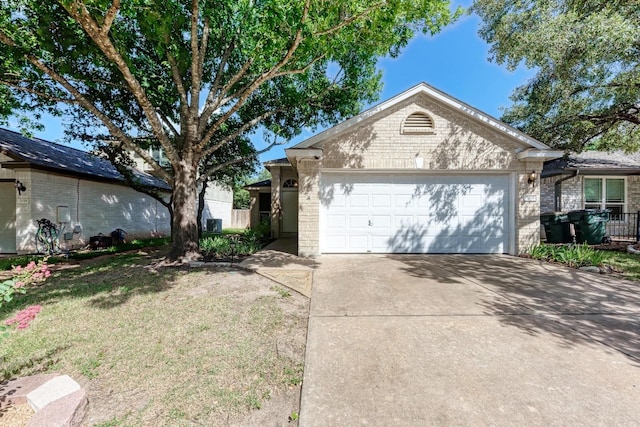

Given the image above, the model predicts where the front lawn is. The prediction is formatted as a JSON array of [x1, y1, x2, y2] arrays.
[[602, 251, 640, 282], [0, 249, 308, 425]]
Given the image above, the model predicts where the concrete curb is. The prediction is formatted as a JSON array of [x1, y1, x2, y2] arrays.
[[0, 373, 87, 427]]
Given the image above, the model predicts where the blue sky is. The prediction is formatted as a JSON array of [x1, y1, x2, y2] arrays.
[[6, 1, 534, 165]]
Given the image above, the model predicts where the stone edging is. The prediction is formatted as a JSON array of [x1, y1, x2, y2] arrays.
[[0, 373, 87, 426]]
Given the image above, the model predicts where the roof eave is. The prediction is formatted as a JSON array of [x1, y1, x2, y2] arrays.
[[516, 149, 564, 161]]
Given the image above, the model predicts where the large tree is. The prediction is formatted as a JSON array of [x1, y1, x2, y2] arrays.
[[472, 0, 639, 152], [0, 0, 458, 260]]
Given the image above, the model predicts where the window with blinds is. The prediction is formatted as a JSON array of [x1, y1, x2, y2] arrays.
[[584, 177, 625, 218]]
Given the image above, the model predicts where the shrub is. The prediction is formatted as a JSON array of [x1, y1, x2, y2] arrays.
[[1, 260, 51, 340], [529, 243, 606, 268]]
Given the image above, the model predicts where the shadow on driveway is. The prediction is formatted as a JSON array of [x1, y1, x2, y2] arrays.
[[392, 254, 640, 364]]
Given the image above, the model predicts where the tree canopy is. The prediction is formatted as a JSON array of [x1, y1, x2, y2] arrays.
[[472, 0, 639, 152], [0, 0, 459, 259]]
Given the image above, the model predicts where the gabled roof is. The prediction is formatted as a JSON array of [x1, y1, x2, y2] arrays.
[[542, 151, 640, 177], [0, 128, 170, 190], [289, 82, 552, 151]]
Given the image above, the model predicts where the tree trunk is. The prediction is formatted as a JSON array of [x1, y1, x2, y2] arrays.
[[197, 179, 209, 239], [169, 163, 200, 261]]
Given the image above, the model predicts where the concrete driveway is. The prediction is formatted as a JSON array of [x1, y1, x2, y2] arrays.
[[299, 255, 640, 426]]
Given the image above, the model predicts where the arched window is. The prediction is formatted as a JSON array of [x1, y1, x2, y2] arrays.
[[402, 112, 435, 134], [283, 179, 298, 188]]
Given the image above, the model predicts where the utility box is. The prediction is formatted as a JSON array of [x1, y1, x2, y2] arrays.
[[206, 218, 222, 233], [57, 206, 71, 223]]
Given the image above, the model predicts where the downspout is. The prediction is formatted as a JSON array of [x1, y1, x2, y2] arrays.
[[554, 170, 579, 211]]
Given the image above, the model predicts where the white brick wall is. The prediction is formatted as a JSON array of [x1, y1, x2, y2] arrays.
[[293, 94, 545, 256], [15, 169, 171, 253]]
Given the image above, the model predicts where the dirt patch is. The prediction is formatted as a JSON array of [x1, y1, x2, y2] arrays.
[[0, 403, 34, 427]]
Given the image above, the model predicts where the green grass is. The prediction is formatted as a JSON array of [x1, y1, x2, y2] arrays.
[[530, 243, 640, 282], [0, 251, 307, 425], [602, 251, 640, 282], [0, 237, 170, 271]]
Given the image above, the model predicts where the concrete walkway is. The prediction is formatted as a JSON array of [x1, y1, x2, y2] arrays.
[[239, 238, 316, 297], [300, 254, 640, 426]]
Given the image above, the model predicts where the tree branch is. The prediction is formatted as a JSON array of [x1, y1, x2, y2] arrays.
[[271, 54, 325, 78], [313, 1, 385, 36], [189, 0, 201, 116], [62, 0, 179, 165], [167, 54, 190, 121], [198, 139, 280, 183], [200, 39, 234, 133], [200, 56, 253, 125], [201, 108, 283, 158], [199, 0, 312, 150], [100, 0, 121, 36], [0, 79, 78, 104]]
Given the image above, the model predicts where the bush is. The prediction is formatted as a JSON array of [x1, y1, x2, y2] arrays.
[[529, 243, 606, 268], [199, 224, 271, 259]]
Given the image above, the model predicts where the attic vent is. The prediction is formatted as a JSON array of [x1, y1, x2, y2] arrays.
[[402, 112, 435, 134]]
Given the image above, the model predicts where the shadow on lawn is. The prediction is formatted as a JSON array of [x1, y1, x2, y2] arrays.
[[0, 250, 252, 314], [391, 254, 640, 365]]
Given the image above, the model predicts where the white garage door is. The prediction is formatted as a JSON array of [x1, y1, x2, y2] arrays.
[[320, 173, 510, 254]]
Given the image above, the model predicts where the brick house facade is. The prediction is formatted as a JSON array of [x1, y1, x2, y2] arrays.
[[249, 83, 562, 256], [0, 129, 171, 254]]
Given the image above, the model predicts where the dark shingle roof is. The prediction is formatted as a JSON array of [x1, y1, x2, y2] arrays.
[[264, 157, 291, 166], [244, 179, 271, 188], [543, 151, 640, 177], [0, 128, 170, 190]]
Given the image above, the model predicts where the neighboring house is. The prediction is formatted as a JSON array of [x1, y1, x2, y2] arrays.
[[541, 151, 640, 240], [130, 146, 234, 231], [247, 83, 562, 256], [0, 128, 171, 254]]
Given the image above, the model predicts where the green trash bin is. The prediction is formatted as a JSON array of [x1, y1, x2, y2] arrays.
[[567, 209, 610, 244], [540, 212, 572, 243]]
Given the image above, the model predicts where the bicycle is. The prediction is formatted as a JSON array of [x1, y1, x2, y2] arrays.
[[35, 218, 62, 255]]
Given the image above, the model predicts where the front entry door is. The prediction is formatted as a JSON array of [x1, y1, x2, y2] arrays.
[[281, 190, 298, 233]]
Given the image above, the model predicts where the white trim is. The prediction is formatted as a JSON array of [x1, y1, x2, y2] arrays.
[[509, 172, 517, 255], [582, 175, 627, 213], [320, 168, 516, 175], [293, 83, 551, 151], [516, 149, 564, 160]]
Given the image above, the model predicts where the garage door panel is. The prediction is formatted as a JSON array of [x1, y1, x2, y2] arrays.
[[349, 194, 368, 208], [371, 194, 391, 208], [349, 235, 368, 251], [330, 194, 347, 207], [349, 215, 369, 228], [320, 174, 509, 254], [326, 214, 346, 228]]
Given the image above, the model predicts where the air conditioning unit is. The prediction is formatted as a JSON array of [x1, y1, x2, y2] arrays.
[[206, 219, 222, 233]]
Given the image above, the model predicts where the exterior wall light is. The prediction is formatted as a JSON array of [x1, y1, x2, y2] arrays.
[[527, 171, 537, 187], [15, 179, 26, 195]]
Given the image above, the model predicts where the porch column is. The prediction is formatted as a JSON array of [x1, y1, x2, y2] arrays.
[[270, 167, 281, 238]]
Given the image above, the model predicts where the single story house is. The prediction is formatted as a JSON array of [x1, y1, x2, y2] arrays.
[[541, 151, 640, 240], [247, 83, 562, 256], [0, 128, 172, 254]]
